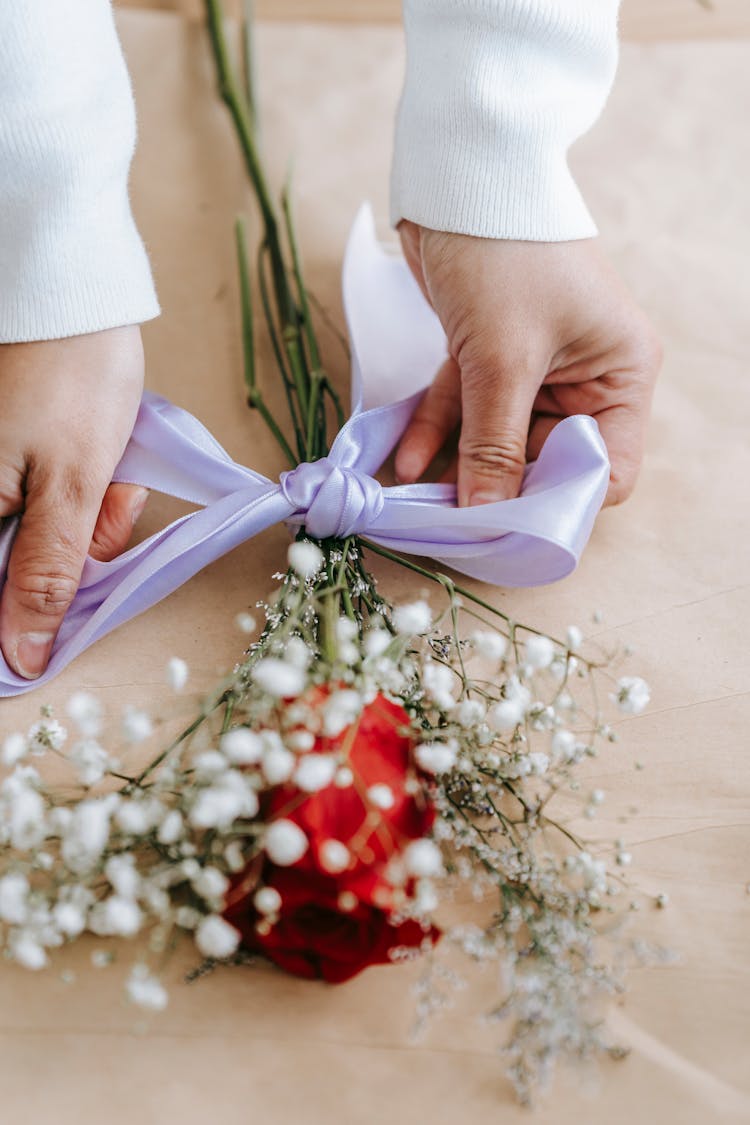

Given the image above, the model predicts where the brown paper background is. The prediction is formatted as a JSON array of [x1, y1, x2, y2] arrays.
[[0, 13, 748, 1122]]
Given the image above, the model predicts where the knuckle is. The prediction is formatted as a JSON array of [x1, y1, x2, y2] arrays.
[[459, 435, 527, 477], [11, 568, 79, 618]]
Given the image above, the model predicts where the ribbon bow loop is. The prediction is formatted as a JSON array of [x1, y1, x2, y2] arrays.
[[280, 458, 385, 540]]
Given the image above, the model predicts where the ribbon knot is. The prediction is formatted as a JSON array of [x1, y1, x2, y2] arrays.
[[279, 457, 385, 539]]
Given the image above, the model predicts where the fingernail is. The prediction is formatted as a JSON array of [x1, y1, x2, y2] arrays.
[[130, 488, 149, 527], [12, 631, 55, 680], [468, 490, 506, 507]]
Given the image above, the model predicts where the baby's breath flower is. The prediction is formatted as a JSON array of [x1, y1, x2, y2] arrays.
[[220, 727, 263, 765], [287, 540, 324, 579], [294, 754, 337, 793], [261, 743, 295, 785], [9, 930, 48, 971], [126, 965, 168, 1011], [191, 866, 230, 901], [363, 628, 391, 658], [264, 819, 308, 866], [393, 600, 431, 636], [90, 895, 142, 938], [566, 625, 583, 653], [1, 732, 27, 767], [367, 783, 395, 810], [403, 839, 444, 878], [415, 740, 458, 775], [156, 809, 184, 846], [422, 662, 455, 711], [69, 739, 110, 787], [334, 766, 354, 788], [285, 729, 315, 753], [322, 689, 361, 737], [122, 706, 153, 744], [27, 718, 66, 754], [189, 774, 259, 830], [486, 699, 525, 734], [284, 636, 313, 669], [166, 657, 189, 693], [66, 692, 103, 738], [319, 839, 351, 874], [0, 872, 30, 925], [52, 901, 87, 938], [235, 611, 257, 634], [251, 657, 305, 698], [254, 886, 282, 915], [454, 698, 486, 727], [105, 854, 140, 899], [612, 676, 651, 715], [470, 629, 508, 661], [195, 915, 241, 960], [524, 634, 556, 670]]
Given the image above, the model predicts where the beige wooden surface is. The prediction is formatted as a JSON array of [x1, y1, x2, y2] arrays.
[[118, 0, 750, 39], [1, 9, 749, 1124]]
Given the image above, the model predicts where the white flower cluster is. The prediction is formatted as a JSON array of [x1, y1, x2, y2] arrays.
[[0, 540, 653, 1102]]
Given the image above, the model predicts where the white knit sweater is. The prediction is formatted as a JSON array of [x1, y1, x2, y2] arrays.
[[0, 1, 619, 344]]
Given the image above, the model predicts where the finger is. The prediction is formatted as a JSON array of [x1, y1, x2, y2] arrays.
[[438, 452, 458, 485], [0, 465, 102, 679], [395, 356, 461, 483], [90, 483, 149, 563], [594, 403, 649, 506], [526, 413, 560, 462], [458, 353, 541, 507]]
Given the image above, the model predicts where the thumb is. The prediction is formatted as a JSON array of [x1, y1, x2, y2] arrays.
[[457, 353, 540, 507], [0, 477, 99, 680]]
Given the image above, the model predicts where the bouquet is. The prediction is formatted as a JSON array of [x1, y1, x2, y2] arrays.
[[0, 0, 663, 1102]]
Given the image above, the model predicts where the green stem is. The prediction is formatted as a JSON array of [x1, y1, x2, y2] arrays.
[[235, 216, 256, 394], [204, 0, 296, 331], [246, 386, 297, 467], [281, 187, 322, 374], [242, 0, 259, 134], [360, 539, 513, 625]]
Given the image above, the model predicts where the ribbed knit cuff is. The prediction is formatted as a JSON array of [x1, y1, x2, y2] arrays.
[[391, 0, 620, 241]]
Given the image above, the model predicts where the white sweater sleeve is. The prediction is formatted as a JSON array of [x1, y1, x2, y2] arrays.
[[391, 0, 620, 241], [0, 1, 159, 343]]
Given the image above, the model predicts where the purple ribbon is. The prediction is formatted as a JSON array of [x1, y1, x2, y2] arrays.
[[0, 207, 609, 696]]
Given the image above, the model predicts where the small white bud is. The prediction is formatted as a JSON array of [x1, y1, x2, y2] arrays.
[[262, 744, 296, 785], [524, 635, 555, 670], [403, 838, 443, 878], [251, 658, 305, 699], [294, 754, 337, 793], [486, 699, 524, 734], [470, 630, 507, 661], [254, 886, 282, 915], [367, 783, 395, 810], [1, 732, 27, 767], [415, 740, 458, 774], [166, 657, 189, 693], [195, 915, 241, 960], [264, 819, 308, 866], [220, 728, 263, 766], [235, 612, 257, 634], [319, 839, 351, 874], [392, 600, 431, 636], [288, 540, 324, 579]]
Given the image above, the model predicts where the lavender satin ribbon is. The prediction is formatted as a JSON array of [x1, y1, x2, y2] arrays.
[[0, 206, 609, 696]]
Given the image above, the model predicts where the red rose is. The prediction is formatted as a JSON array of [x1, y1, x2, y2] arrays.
[[223, 691, 441, 983]]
